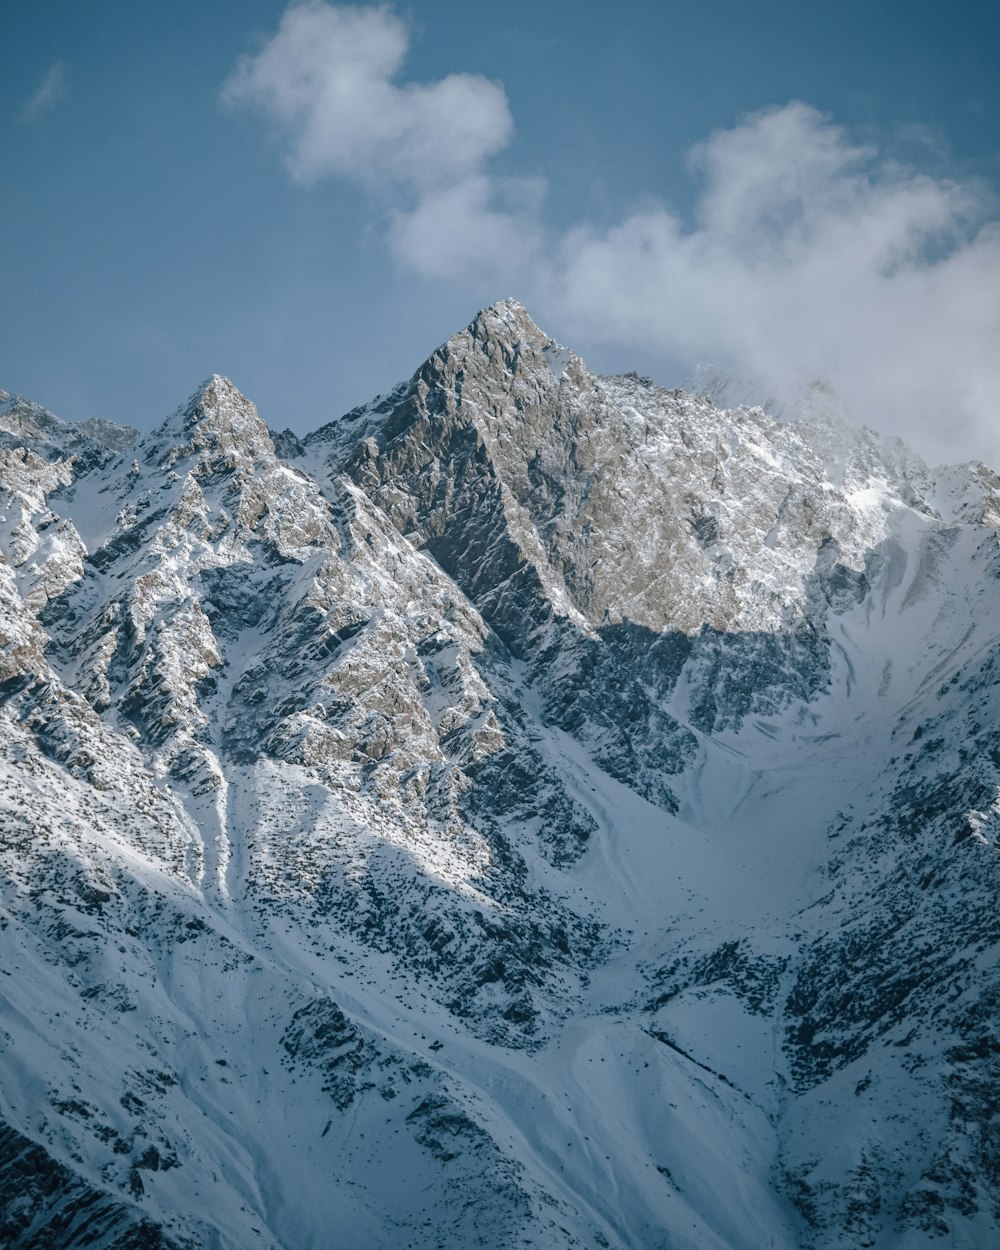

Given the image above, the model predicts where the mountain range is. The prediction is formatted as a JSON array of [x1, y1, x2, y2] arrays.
[[2, 299, 1000, 1249]]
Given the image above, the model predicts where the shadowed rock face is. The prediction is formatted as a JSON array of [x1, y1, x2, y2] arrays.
[[3, 304, 1000, 1249], [0, 1122, 182, 1250]]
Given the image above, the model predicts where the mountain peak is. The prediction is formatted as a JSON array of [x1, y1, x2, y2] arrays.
[[148, 374, 274, 465], [412, 298, 583, 391], [466, 297, 551, 347], [185, 373, 248, 413]]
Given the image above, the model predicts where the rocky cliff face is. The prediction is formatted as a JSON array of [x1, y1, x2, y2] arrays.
[[3, 304, 1000, 1249]]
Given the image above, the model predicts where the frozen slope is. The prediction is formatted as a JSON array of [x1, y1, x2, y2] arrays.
[[3, 305, 1000, 1247]]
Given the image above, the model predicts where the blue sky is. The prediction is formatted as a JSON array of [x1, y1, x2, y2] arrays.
[[3, 1, 999, 461]]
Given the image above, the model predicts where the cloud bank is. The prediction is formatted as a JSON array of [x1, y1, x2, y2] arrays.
[[224, 2, 1000, 465]]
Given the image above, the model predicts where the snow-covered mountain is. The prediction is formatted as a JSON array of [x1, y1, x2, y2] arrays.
[[3, 301, 1000, 1249]]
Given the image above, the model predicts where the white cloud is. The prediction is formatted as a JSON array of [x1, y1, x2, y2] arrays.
[[221, 2, 511, 188], [21, 61, 67, 123], [221, 2, 532, 278], [387, 174, 544, 279], [224, 7, 1000, 465], [542, 104, 1000, 463]]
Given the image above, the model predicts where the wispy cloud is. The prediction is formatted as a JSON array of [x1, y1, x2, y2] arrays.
[[224, 3, 1000, 466], [21, 61, 68, 124]]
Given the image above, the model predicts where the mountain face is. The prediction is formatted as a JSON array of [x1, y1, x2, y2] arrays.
[[2, 302, 1000, 1249]]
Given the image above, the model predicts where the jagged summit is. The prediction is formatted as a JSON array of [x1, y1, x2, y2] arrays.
[[175, 372, 260, 429], [445, 297, 580, 376], [187, 372, 243, 403], [144, 372, 275, 466], [302, 299, 581, 465], [465, 295, 552, 343]]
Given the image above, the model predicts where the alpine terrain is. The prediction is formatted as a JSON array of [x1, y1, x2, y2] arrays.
[[3, 299, 1000, 1249]]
